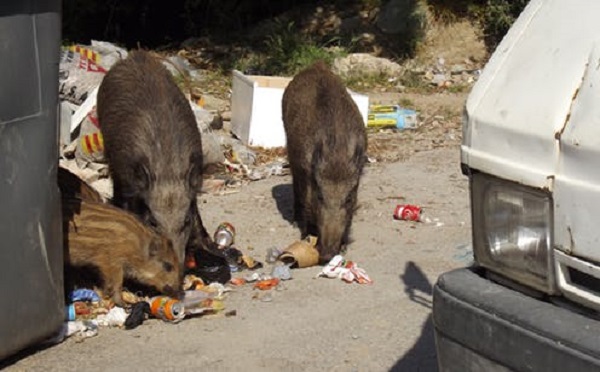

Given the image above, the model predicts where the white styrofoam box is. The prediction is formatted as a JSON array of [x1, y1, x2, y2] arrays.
[[231, 70, 369, 148]]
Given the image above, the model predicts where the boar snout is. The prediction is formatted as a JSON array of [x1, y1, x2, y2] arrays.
[[163, 285, 184, 300], [317, 208, 350, 263]]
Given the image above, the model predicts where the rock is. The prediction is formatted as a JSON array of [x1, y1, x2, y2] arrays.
[[333, 53, 402, 77], [431, 74, 447, 86], [203, 132, 226, 166], [199, 94, 229, 112], [210, 115, 223, 130], [451, 64, 467, 75], [192, 103, 215, 133], [221, 110, 232, 122]]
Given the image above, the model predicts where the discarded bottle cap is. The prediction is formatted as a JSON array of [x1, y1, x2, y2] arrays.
[[279, 235, 320, 268]]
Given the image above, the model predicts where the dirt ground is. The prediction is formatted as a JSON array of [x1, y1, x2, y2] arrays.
[[3, 90, 474, 372]]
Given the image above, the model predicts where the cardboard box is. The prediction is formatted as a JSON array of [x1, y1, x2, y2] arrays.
[[231, 70, 369, 148]]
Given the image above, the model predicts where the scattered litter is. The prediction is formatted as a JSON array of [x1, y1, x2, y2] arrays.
[[230, 277, 247, 286], [271, 263, 292, 280], [183, 274, 206, 290], [71, 320, 99, 341], [367, 105, 418, 129], [44, 320, 100, 344], [205, 178, 244, 195], [315, 255, 373, 284], [95, 306, 128, 327], [392, 205, 445, 227], [265, 247, 283, 263], [182, 289, 225, 316], [278, 235, 320, 268], [253, 278, 280, 291], [393, 204, 423, 222], [148, 296, 185, 323], [224, 247, 243, 272], [70, 288, 101, 303], [214, 222, 235, 248], [124, 302, 150, 330], [186, 260, 232, 284], [244, 272, 261, 283], [241, 254, 263, 270], [247, 161, 289, 181]]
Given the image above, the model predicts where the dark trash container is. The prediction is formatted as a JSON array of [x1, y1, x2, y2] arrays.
[[0, 0, 64, 360]]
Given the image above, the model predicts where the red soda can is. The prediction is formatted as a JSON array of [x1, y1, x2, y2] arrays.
[[394, 204, 422, 221]]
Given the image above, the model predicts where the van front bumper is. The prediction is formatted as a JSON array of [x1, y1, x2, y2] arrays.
[[433, 268, 600, 371]]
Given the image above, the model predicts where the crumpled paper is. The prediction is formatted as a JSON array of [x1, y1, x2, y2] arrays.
[[315, 255, 373, 284]]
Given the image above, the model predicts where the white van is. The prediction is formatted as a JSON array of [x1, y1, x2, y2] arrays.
[[433, 0, 600, 370]]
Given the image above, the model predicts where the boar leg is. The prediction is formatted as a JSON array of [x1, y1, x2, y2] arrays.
[[103, 265, 125, 307], [186, 202, 221, 256], [292, 171, 307, 228]]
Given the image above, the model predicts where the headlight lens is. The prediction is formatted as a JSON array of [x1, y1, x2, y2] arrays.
[[472, 173, 554, 293]]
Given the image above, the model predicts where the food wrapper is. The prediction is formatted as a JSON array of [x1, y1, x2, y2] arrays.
[[315, 255, 373, 284]]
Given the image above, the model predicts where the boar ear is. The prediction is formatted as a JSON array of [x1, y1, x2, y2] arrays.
[[133, 162, 151, 191], [147, 237, 163, 258]]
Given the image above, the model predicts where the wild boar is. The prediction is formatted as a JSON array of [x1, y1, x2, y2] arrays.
[[97, 50, 214, 267], [282, 61, 367, 263], [62, 198, 182, 306], [58, 166, 104, 203]]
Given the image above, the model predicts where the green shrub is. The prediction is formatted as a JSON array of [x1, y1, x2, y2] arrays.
[[476, 0, 529, 52], [260, 21, 347, 76]]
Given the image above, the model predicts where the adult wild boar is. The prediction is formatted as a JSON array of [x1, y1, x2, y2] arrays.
[[282, 61, 367, 262], [97, 50, 213, 267]]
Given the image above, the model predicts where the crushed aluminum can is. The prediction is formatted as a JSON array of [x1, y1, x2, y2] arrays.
[[393, 204, 422, 222], [214, 222, 235, 248]]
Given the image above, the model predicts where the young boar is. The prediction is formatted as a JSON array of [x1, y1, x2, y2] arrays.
[[282, 61, 367, 263], [97, 50, 213, 267], [58, 166, 104, 203], [62, 198, 182, 306]]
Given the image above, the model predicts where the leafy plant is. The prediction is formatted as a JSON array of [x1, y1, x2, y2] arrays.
[[261, 21, 347, 76]]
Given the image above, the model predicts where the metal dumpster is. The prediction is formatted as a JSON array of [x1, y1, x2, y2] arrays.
[[0, 0, 64, 360]]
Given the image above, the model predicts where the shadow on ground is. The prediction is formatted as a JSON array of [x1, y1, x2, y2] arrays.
[[391, 261, 438, 372], [271, 183, 294, 224]]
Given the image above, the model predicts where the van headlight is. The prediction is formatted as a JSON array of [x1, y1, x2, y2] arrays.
[[472, 173, 555, 293]]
